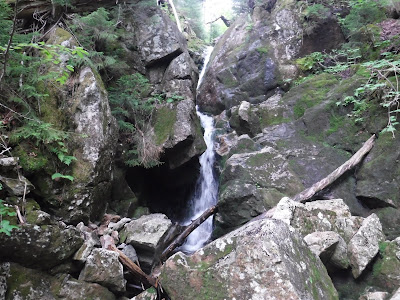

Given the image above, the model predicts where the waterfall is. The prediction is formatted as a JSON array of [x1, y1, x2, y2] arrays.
[[181, 47, 217, 253]]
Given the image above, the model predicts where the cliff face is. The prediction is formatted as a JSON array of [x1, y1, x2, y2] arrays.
[[196, 0, 345, 114]]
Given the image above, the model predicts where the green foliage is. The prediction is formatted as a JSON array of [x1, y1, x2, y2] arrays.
[[10, 120, 76, 180], [340, 0, 386, 38], [232, 0, 251, 15], [300, 2, 330, 35], [109, 73, 164, 168], [10, 121, 68, 146], [296, 52, 325, 72], [67, 8, 128, 78], [175, 0, 206, 39], [296, 42, 400, 135], [0, 184, 18, 236], [51, 173, 74, 182]]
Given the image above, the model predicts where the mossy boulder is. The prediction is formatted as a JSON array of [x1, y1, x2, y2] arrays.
[[5, 262, 116, 300], [374, 207, 400, 240], [356, 133, 400, 209], [0, 223, 83, 269], [371, 238, 400, 292], [161, 218, 338, 300], [18, 27, 119, 225], [216, 146, 304, 234], [197, 0, 345, 114]]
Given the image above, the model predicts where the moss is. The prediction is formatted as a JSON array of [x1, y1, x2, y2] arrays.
[[378, 241, 389, 255], [71, 151, 92, 183], [246, 152, 275, 167], [153, 106, 176, 145], [293, 74, 338, 119], [47, 27, 73, 45], [256, 46, 269, 54], [257, 106, 290, 127], [14, 144, 49, 173], [326, 114, 345, 136]]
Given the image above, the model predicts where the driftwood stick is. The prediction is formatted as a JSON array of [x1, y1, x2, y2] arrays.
[[107, 244, 158, 288], [292, 134, 376, 203], [14, 205, 25, 225], [160, 205, 218, 262]]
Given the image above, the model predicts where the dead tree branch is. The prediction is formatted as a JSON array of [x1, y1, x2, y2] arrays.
[[206, 15, 231, 27], [160, 205, 218, 262], [292, 134, 376, 203], [107, 244, 158, 288]]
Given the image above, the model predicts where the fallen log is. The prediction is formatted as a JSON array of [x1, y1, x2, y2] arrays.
[[160, 205, 218, 262], [292, 134, 376, 203], [107, 244, 158, 288]]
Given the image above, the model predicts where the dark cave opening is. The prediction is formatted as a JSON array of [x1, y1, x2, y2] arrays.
[[125, 157, 200, 222]]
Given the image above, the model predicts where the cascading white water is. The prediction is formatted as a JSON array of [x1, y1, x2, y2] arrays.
[[181, 47, 217, 253]]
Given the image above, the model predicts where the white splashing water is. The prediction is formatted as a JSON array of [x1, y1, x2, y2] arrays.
[[181, 47, 217, 253]]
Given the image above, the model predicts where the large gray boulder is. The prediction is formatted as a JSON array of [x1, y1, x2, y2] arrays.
[[216, 146, 304, 234], [121, 213, 172, 271], [79, 248, 126, 293], [161, 218, 338, 300], [29, 28, 118, 225], [348, 214, 386, 278], [0, 223, 83, 269]]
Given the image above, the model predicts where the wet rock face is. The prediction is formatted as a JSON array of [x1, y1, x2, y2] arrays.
[[372, 238, 400, 291], [0, 223, 83, 269], [161, 218, 338, 300], [356, 133, 400, 209]]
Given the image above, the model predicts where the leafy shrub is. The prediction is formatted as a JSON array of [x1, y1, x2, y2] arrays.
[[67, 8, 129, 79], [340, 0, 386, 38], [108, 74, 163, 168], [0, 184, 18, 236]]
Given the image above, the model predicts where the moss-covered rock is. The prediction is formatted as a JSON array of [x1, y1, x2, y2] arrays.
[[216, 146, 303, 234], [356, 133, 400, 209], [374, 207, 400, 240], [5, 262, 116, 300], [161, 218, 338, 299], [0, 223, 83, 269]]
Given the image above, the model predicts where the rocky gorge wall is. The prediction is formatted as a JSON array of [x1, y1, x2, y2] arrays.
[[1, 0, 400, 299]]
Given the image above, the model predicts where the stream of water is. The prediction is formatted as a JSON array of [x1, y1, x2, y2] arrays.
[[181, 47, 218, 253]]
